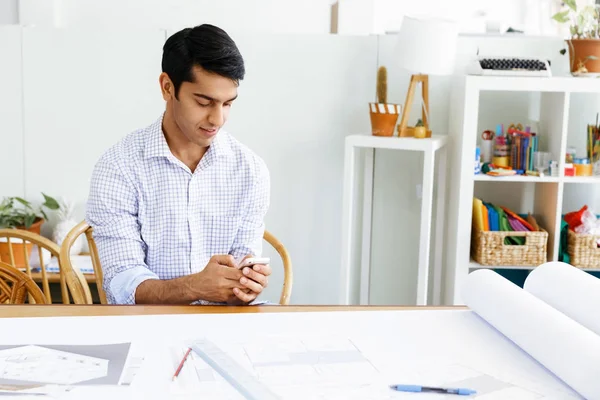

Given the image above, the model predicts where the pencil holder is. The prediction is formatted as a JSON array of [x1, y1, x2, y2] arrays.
[[481, 140, 493, 164]]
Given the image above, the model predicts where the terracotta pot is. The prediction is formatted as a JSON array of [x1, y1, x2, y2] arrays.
[[568, 39, 600, 74], [0, 218, 44, 269], [369, 103, 401, 137]]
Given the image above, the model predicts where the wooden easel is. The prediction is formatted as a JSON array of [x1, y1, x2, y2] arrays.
[[397, 74, 430, 138]]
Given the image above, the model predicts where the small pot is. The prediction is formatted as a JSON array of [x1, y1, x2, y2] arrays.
[[568, 39, 600, 75], [414, 126, 427, 139], [0, 218, 44, 269], [400, 126, 432, 138], [369, 103, 401, 137]]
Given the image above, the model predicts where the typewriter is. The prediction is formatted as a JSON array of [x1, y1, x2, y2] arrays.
[[468, 57, 552, 77]]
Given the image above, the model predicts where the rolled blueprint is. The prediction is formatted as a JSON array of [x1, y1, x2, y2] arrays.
[[524, 261, 600, 335], [462, 269, 600, 400]]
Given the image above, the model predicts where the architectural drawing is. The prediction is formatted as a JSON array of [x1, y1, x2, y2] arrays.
[[0, 345, 108, 385]]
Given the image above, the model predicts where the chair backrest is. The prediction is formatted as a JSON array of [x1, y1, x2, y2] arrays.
[[59, 221, 104, 304], [0, 261, 49, 304], [63, 221, 293, 305], [263, 230, 293, 305], [0, 228, 64, 303]]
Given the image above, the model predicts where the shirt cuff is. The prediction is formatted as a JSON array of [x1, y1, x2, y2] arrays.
[[109, 266, 159, 304]]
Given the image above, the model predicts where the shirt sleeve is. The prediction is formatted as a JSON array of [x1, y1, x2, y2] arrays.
[[229, 157, 271, 260], [86, 150, 159, 304]]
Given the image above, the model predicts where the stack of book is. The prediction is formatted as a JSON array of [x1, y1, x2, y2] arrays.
[[509, 127, 538, 172]]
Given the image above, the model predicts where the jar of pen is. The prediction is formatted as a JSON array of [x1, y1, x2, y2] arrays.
[[492, 124, 510, 167]]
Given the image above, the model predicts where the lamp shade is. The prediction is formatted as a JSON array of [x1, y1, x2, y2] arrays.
[[395, 16, 458, 76]]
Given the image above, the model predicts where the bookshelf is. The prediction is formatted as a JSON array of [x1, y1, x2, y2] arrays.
[[446, 75, 600, 305]]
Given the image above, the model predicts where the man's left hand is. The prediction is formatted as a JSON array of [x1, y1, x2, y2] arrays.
[[230, 256, 272, 304]]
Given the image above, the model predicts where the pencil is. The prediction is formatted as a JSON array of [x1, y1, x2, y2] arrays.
[[172, 347, 192, 381]]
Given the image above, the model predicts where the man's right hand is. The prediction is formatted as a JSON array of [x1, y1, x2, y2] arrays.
[[134, 255, 246, 304], [190, 255, 246, 303]]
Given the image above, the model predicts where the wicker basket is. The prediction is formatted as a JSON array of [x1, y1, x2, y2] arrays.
[[567, 230, 600, 269], [471, 228, 548, 266]]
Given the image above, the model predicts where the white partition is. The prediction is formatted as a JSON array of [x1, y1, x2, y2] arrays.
[[21, 28, 166, 219], [0, 26, 24, 198], [223, 33, 378, 304], [165, 29, 378, 304], [19, 0, 332, 34], [8, 27, 378, 305]]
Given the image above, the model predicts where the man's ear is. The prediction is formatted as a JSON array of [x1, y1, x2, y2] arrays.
[[159, 72, 175, 101]]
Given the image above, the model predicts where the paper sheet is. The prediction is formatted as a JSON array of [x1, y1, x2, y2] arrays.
[[0, 309, 590, 399], [462, 269, 600, 400], [524, 261, 600, 335]]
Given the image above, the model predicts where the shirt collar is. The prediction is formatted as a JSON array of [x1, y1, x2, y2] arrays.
[[144, 113, 233, 161]]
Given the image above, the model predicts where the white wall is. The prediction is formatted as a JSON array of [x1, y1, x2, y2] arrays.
[[20, 27, 166, 229], [336, 0, 562, 36], [17, 0, 332, 34], [201, 31, 377, 304], [368, 34, 570, 305], [0, 0, 18, 24], [2, 24, 595, 305], [0, 26, 24, 197], [0, 27, 376, 305]]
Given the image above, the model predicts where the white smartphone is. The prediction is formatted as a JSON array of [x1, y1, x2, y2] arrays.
[[237, 257, 270, 269]]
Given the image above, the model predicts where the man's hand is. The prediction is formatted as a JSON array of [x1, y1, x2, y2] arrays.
[[190, 255, 251, 303], [134, 255, 269, 305], [229, 255, 272, 304]]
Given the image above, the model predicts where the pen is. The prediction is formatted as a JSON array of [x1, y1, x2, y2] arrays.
[[390, 384, 476, 396], [172, 347, 192, 381]]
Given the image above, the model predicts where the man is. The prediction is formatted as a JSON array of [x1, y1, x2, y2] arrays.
[[86, 24, 271, 305]]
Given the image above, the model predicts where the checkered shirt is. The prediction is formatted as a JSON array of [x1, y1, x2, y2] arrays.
[[86, 114, 270, 304]]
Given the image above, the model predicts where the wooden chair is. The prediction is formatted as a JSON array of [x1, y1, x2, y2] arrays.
[[0, 229, 65, 304], [61, 221, 293, 305], [59, 221, 104, 305], [0, 261, 49, 304], [263, 230, 293, 305]]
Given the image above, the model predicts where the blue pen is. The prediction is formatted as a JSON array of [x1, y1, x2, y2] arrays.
[[390, 384, 476, 396]]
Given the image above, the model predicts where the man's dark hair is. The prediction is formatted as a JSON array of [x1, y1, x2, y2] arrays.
[[162, 24, 245, 98]]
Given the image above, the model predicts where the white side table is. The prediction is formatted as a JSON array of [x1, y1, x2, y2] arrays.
[[340, 134, 449, 305]]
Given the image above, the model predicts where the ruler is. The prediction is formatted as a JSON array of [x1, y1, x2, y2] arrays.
[[191, 339, 280, 400]]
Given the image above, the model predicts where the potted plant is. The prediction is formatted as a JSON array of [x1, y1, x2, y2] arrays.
[[553, 0, 600, 75], [0, 193, 59, 268], [413, 119, 427, 139], [369, 66, 401, 137]]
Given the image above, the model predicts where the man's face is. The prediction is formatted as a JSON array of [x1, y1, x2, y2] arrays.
[[161, 66, 238, 147]]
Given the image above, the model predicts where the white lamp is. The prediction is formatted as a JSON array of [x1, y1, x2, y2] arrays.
[[395, 16, 458, 137]]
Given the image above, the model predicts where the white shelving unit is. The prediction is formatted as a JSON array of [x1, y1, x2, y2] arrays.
[[446, 75, 600, 305]]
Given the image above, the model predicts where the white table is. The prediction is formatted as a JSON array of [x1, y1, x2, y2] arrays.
[[340, 134, 448, 305], [0, 306, 580, 399]]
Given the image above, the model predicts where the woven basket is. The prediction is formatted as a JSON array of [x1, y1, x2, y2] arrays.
[[471, 228, 548, 266], [567, 230, 600, 269]]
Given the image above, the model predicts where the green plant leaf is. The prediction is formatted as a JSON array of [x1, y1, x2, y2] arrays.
[[41, 193, 60, 210], [552, 10, 571, 23], [588, 55, 599, 60], [14, 197, 32, 208], [565, 0, 577, 11], [24, 214, 36, 229]]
